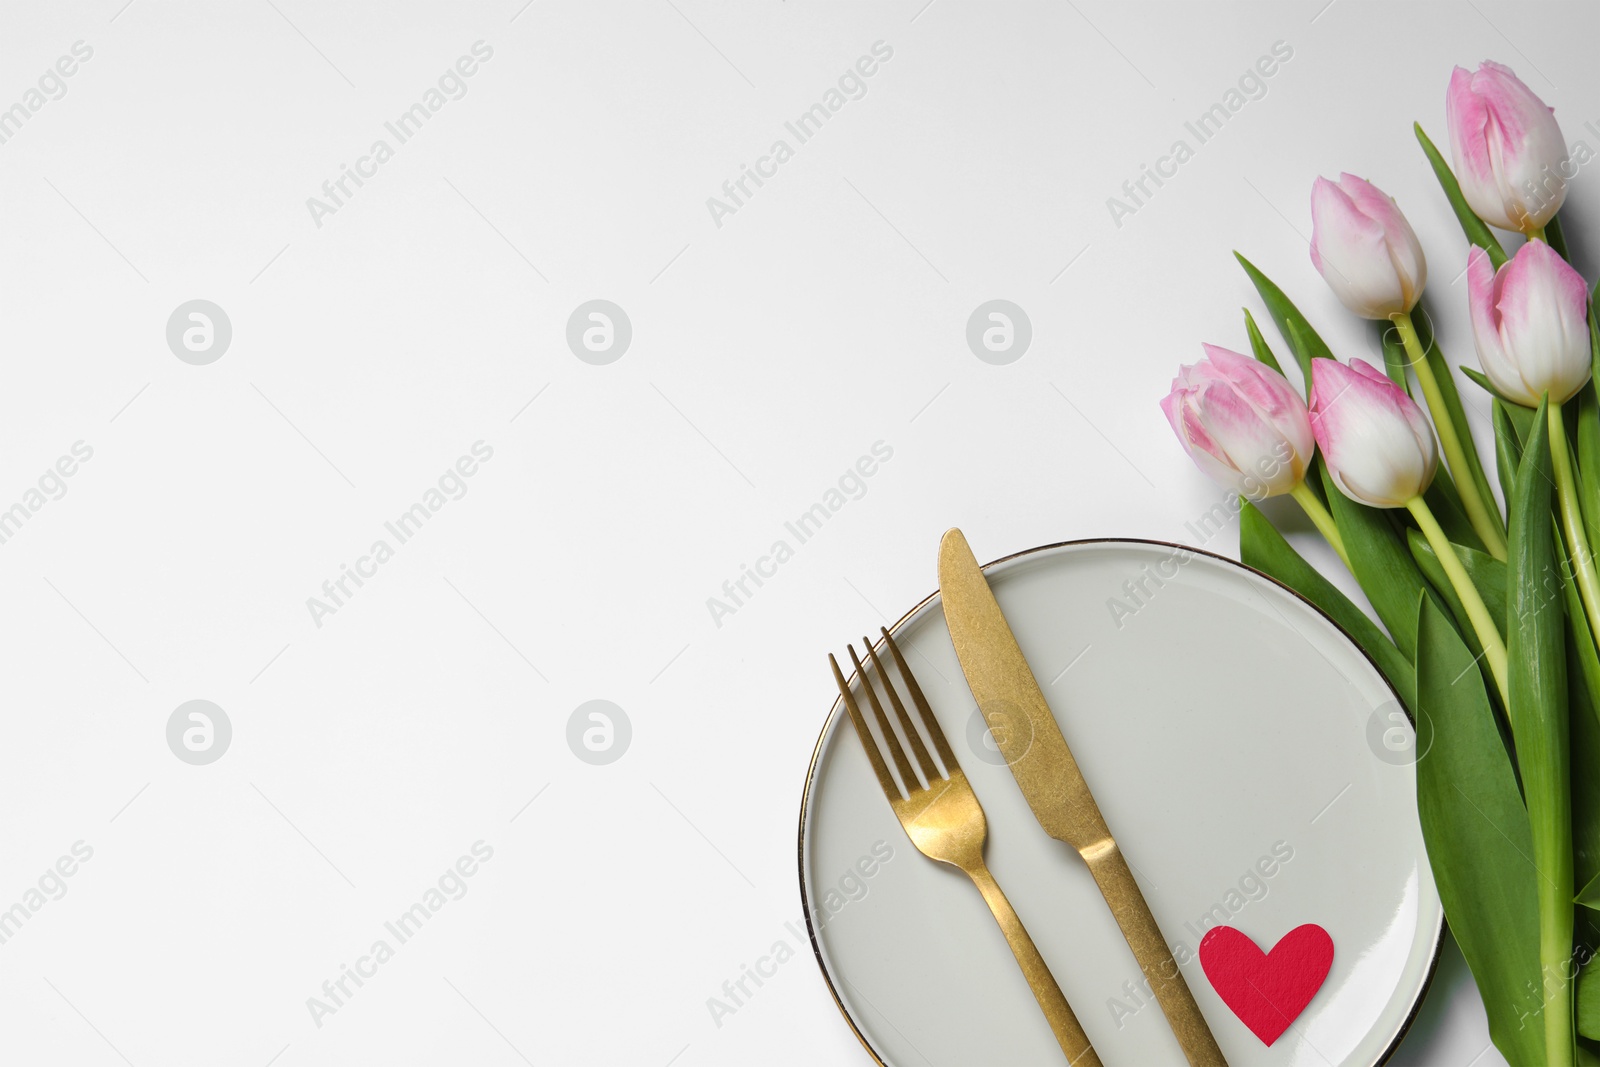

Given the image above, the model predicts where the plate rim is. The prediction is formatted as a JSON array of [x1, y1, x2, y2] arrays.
[[794, 535, 1444, 1066]]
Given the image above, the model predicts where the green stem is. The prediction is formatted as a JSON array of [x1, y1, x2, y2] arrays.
[[1393, 311, 1508, 561], [1549, 401, 1600, 657], [1527, 593, 1575, 1067], [1288, 481, 1351, 570], [1405, 495, 1511, 707], [1540, 916, 1575, 1065], [1528, 224, 1549, 243]]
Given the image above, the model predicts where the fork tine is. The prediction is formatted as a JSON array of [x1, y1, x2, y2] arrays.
[[847, 643, 921, 793], [864, 635, 941, 784], [830, 653, 901, 800], [881, 627, 960, 773]]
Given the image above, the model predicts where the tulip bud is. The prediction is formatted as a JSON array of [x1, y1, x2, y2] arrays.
[[1466, 241, 1592, 407], [1309, 174, 1428, 319], [1310, 358, 1438, 508], [1160, 344, 1314, 499], [1446, 61, 1569, 232]]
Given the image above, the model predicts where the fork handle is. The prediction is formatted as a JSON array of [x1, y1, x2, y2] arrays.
[[1083, 843, 1227, 1066], [966, 864, 1101, 1066]]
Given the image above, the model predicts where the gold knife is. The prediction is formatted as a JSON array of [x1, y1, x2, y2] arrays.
[[938, 528, 1226, 1066]]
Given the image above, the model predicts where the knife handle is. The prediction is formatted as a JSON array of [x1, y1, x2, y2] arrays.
[[1083, 842, 1227, 1066]]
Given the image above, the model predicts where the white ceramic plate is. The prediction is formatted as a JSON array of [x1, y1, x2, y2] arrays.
[[798, 539, 1441, 1066]]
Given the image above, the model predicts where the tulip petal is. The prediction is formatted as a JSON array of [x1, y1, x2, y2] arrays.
[[1310, 177, 1408, 319], [1161, 345, 1315, 497], [1448, 62, 1568, 230], [1496, 239, 1591, 403], [1204, 344, 1293, 419], [1466, 245, 1532, 404], [1177, 394, 1252, 491], [1198, 384, 1300, 494], [1339, 173, 1428, 304], [1202, 345, 1315, 480], [1159, 389, 1185, 441], [1311, 358, 1436, 507], [1448, 67, 1494, 184], [1163, 385, 1227, 477]]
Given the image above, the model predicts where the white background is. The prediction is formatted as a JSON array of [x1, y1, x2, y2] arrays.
[[0, 1, 1594, 1064]]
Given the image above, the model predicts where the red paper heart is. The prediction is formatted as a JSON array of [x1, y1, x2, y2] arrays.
[[1198, 924, 1333, 1046]]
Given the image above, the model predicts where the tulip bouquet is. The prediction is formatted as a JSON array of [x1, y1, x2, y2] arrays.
[[1163, 62, 1600, 1064]]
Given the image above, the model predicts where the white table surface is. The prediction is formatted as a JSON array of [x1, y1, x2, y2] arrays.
[[2, 1, 1591, 1063]]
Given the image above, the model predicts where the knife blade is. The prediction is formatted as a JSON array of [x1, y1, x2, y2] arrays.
[[938, 528, 1226, 1066]]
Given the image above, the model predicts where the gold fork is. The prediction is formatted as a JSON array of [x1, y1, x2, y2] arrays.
[[830, 627, 1101, 1066]]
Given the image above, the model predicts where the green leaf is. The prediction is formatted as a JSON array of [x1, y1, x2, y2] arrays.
[[1557, 520, 1600, 954], [1240, 501, 1414, 704], [1583, 318, 1600, 552], [1589, 300, 1600, 408], [1497, 396, 1539, 450], [1408, 529, 1508, 645], [1547, 212, 1571, 261], [1381, 322, 1413, 391], [1583, 956, 1600, 1041], [1569, 589, 1600, 956], [1423, 472, 1480, 552], [1409, 308, 1505, 545], [1284, 318, 1329, 398], [1319, 462, 1431, 662], [1560, 539, 1600, 726], [1415, 595, 1545, 1063], [1415, 122, 1509, 269], [1579, 387, 1600, 541], [1234, 253, 1335, 393], [1507, 397, 1575, 1051], [1494, 401, 1524, 526], [1508, 398, 1570, 789], [1243, 308, 1287, 378], [1583, 869, 1600, 913]]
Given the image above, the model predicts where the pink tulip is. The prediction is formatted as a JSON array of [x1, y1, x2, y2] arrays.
[[1467, 241, 1592, 407], [1447, 61, 1569, 232], [1160, 345, 1313, 499], [1310, 358, 1437, 508], [1309, 174, 1428, 319]]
